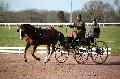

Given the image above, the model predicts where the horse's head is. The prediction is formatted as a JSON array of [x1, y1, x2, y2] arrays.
[[17, 25, 21, 32], [17, 24, 26, 39], [17, 24, 36, 39]]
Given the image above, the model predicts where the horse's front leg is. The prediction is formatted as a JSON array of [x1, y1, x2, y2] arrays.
[[31, 45, 40, 61], [24, 44, 31, 62]]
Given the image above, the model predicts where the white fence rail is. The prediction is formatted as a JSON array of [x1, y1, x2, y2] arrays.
[[0, 47, 49, 54], [0, 23, 119, 31], [86, 23, 120, 27], [0, 23, 73, 27], [0, 23, 120, 27], [0, 47, 111, 54]]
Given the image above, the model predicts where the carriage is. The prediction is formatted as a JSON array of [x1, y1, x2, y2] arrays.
[[17, 24, 109, 64], [55, 31, 109, 64]]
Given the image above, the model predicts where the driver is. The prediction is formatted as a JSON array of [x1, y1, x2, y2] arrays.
[[72, 14, 86, 43]]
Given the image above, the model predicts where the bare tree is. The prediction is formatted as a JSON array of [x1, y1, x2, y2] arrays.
[[114, 0, 120, 15], [57, 11, 67, 23], [82, 0, 115, 22], [0, 0, 9, 22], [113, 0, 120, 8]]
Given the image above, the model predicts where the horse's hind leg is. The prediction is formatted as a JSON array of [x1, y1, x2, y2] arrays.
[[24, 44, 31, 62], [31, 45, 40, 61], [43, 45, 51, 63], [44, 44, 55, 64], [48, 44, 55, 59]]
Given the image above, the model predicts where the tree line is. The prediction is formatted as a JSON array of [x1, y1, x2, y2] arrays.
[[0, 0, 120, 23]]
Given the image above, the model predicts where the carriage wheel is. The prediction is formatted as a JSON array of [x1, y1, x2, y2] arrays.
[[73, 46, 88, 64], [91, 41, 108, 64], [55, 47, 69, 63]]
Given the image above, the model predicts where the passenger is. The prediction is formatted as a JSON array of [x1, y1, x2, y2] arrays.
[[88, 18, 100, 43]]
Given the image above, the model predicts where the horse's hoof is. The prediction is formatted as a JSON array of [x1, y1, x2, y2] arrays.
[[37, 58, 40, 61], [43, 59, 50, 64], [24, 59, 27, 62]]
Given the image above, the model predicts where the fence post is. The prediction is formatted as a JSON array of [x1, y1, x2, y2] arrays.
[[8, 25, 10, 30]]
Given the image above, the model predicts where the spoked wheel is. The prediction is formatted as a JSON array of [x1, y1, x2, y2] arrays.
[[73, 46, 88, 64], [55, 47, 69, 63], [91, 41, 108, 64]]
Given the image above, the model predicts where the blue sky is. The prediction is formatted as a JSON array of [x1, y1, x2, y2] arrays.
[[4, 0, 114, 12], [4, 0, 91, 12]]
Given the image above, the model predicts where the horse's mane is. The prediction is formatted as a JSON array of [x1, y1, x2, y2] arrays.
[[22, 24, 35, 32], [23, 24, 34, 27]]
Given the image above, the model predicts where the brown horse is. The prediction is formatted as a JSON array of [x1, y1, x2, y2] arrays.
[[17, 24, 65, 63]]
